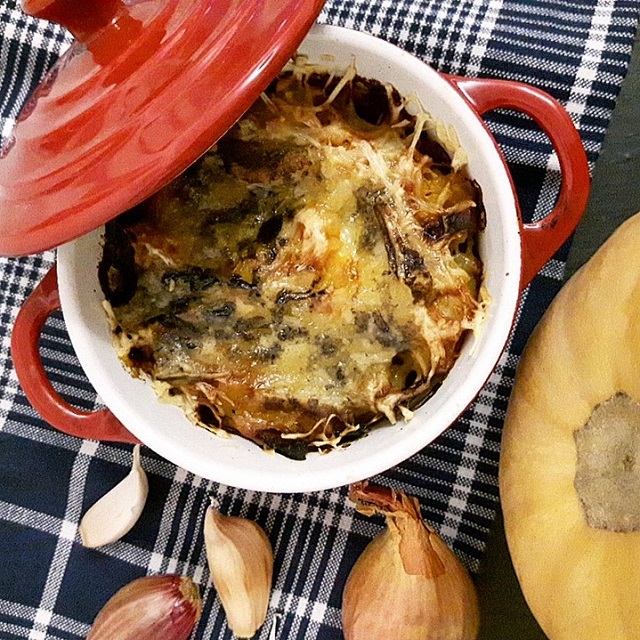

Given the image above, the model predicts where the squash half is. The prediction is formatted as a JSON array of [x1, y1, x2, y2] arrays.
[[500, 212, 640, 639]]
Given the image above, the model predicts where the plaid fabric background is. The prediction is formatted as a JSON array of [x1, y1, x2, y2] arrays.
[[0, 0, 638, 638]]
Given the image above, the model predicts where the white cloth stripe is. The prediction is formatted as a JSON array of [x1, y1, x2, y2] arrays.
[[27, 444, 93, 639]]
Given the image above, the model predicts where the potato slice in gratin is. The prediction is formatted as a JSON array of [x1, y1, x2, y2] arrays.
[[98, 60, 487, 460]]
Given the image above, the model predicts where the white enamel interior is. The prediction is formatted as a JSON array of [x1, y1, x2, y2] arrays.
[[56, 24, 522, 493]]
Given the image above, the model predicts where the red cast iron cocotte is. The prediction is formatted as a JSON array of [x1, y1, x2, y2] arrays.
[[7, 2, 590, 492]]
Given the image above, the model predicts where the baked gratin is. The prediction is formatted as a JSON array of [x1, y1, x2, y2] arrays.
[[98, 59, 488, 460]]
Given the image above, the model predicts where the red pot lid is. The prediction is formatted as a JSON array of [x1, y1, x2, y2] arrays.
[[0, 0, 325, 257]]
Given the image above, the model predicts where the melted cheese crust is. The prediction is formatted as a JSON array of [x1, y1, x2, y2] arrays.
[[99, 64, 487, 459]]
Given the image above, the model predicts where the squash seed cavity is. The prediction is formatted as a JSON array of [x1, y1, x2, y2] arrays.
[[574, 392, 640, 532]]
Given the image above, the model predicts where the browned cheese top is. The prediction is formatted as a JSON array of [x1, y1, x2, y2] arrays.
[[99, 62, 486, 459]]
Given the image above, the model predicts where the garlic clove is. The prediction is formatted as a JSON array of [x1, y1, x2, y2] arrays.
[[86, 574, 202, 640], [342, 481, 480, 640], [204, 499, 274, 638], [79, 444, 149, 548]]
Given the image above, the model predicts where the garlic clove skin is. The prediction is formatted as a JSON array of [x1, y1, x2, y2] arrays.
[[204, 501, 274, 638], [79, 444, 149, 548], [86, 574, 202, 640], [342, 482, 480, 640]]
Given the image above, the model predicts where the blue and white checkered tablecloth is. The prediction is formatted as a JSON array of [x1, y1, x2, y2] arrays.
[[0, 1, 638, 638]]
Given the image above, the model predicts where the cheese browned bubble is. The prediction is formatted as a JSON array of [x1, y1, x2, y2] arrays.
[[98, 58, 488, 459]]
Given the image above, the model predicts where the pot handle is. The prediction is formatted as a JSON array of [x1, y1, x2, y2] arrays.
[[446, 75, 590, 289], [11, 266, 140, 444]]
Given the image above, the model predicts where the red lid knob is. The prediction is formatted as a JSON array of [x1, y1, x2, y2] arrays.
[[22, 0, 123, 43]]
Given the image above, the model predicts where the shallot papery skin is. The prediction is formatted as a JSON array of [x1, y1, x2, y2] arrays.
[[86, 574, 202, 640], [342, 482, 480, 640]]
